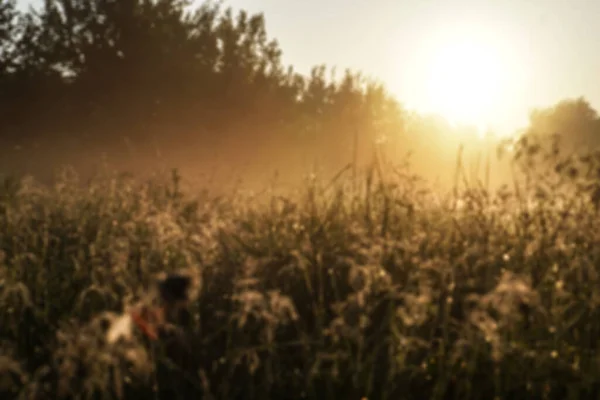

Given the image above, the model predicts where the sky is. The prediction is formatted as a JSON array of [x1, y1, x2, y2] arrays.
[[17, 0, 600, 135]]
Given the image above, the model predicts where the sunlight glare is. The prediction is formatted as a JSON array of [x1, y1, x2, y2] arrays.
[[428, 41, 503, 130], [407, 22, 524, 137]]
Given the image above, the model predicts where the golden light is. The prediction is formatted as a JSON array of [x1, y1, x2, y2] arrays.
[[427, 40, 505, 130], [403, 21, 526, 137]]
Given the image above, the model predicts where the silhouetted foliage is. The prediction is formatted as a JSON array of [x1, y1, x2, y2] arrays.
[[0, 0, 18, 74], [0, 0, 404, 182], [525, 97, 600, 151]]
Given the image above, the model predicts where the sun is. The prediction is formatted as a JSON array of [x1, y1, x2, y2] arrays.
[[404, 21, 523, 136], [426, 39, 505, 130]]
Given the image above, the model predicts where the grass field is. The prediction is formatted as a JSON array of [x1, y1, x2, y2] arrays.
[[1, 136, 600, 399]]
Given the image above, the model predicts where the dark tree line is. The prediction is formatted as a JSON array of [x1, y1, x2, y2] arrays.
[[0, 0, 404, 179], [524, 97, 600, 151], [2, 0, 600, 184]]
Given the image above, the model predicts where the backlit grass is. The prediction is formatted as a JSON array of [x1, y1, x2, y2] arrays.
[[1, 135, 600, 399]]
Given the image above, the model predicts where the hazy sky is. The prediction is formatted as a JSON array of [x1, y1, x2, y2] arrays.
[[18, 0, 600, 134]]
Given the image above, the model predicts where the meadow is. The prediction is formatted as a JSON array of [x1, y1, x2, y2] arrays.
[[1, 135, 600, 400]]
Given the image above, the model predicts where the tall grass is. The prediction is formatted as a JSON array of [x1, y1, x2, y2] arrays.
[[1, 135, 600, 399]]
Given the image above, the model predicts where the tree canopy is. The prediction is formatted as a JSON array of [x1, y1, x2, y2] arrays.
[[525, 97, 600, 151], [0, 0, 406, 181], [2, 0, 600, 184]]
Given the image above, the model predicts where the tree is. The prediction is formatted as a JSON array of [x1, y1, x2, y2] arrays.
[[0, 0, 19, 74], [526, 97, 600, 151], [0, 0, 408, 182]]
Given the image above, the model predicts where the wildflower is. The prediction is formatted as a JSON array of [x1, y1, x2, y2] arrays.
[[130, 305, 164, 341], [106, 313, 134, 344], [106, 269, 200, 343]]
